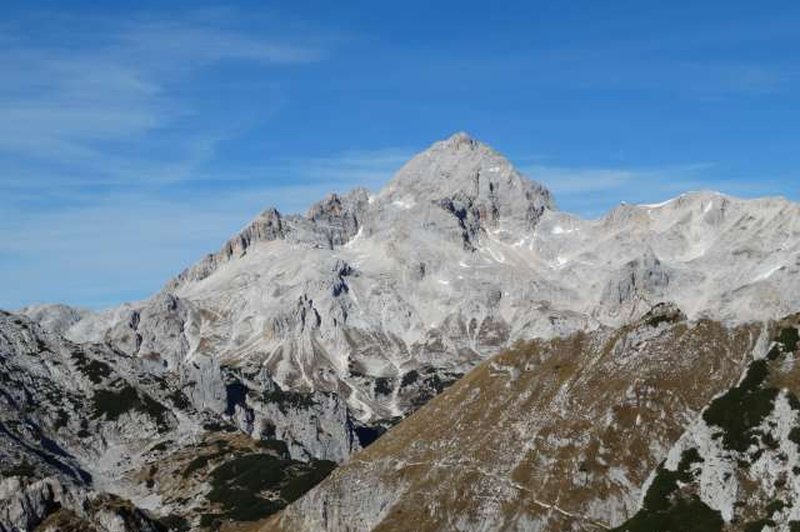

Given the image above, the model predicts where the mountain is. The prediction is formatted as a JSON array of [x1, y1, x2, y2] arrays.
[[0, 309, 348, 531], [3, 132, 799, 531], [268, 310, 800, 531], [50, 133, 800, 425]]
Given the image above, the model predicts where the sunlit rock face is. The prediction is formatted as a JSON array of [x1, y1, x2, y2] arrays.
[[272, 315, 800, 532], [6, 133, 800, 531], [52, 133, 800, 425]]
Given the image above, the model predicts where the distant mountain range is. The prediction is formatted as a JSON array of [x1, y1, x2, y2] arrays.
[[2, 133, 799, 531]]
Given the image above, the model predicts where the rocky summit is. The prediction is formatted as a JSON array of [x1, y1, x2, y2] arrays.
[[2, 133, 800, 531]]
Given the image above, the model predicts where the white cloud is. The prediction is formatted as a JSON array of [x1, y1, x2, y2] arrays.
[[0, 147, 408, 309]]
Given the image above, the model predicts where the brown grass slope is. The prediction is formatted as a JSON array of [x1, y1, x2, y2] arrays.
[[263, 306, 776, 531]]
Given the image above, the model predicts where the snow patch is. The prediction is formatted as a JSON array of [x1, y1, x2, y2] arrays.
[[344, 227, 364, 248], [641, 198, 676, 209], [551, 225, 574, 235], [392, 199, 415, 210], [485, 247, 506, 263], [754, 264, 784, 282]]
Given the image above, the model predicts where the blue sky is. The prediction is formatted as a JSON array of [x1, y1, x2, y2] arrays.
[[1, 1, 798, 309]]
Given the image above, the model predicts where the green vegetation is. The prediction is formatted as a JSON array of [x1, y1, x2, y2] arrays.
[[641, 449, 701, 512], [158, 514, 190, 531], [279, 460, 336, 502], [400, 370, 419, 387], [77, 420, 91, 439], [766, 327, 799, 361], [766, 345, 782, 361], [702, 359, 779, 452], [183, 451, 226, 478], [787, 392, 800, 412], [765, 499, 785, 515], [618, 327, 800, 532], [641, 304, 683, 328], [615, 496, 722, 532], [199, 453, 336, 526], [206, 453, 289, 523], [199, 514, 221, 529], [92, 384, 170, 431], [779, 327, 799, 353], [71, 352, 113, 384], [149, 440, 173, 453], [761, 432, 779, 450], [262, 388, 315, 413], [257, 438, 290, 458], [424, 372, 460, 394], [645, 314, 676, 328], [742, 504, 791, 532], [374, 377, 393, 395], [167, 389, 191, 410], [182, 439, 234, 477], [744, 519, 776, 532], [613, 449, 723, 532], [790, 427, 800, 453], [201, 421, 237, 432], [53, 409, 69, 431], [2, 459, 36, 478], [145, 464, 158, 488], [92, 386, 139, 420]]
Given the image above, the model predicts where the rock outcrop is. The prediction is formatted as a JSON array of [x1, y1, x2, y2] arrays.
[[6, 132, 800, 531], [57, 136, 800, 428], [270, 314, 800, 532], [0, 311, 354, 530]]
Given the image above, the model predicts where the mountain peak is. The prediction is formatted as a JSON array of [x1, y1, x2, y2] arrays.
[[437, 131, 481, 150], [379, 133, 555, 229]]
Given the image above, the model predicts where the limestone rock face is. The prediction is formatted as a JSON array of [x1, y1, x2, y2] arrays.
[[271, 315, 800, 532], [164, 187, 371, 291], [6, 133, 800, 531], [19, 303, 92, 336], [0, 476, 77, 531], [0, 311, 355, 530], [380, 132, 554, 232], [0, 476, 165, 532], [598, 248, 676, 321], [99, 293, 194, 370], [306, 188, 370, 248], [57, 134, 800, 427]]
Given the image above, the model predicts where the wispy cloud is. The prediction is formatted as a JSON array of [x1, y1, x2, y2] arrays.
[[118, 20, 325, 66], [260, 149, 413, 189], [523, 162, 793, 218], [368, 14, 797, 100], [674, 62, 789, 98], [0, 12, 324, 189], [0, 10, 339, 309], [0, 146, 408, 309]]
